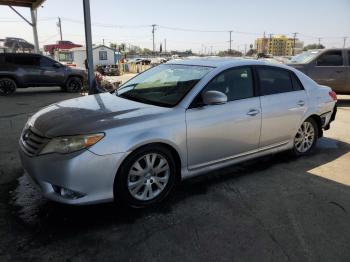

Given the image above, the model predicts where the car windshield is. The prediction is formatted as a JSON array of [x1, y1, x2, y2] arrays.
[[116, 64, 212, 107], [290, 50, 321, 64]]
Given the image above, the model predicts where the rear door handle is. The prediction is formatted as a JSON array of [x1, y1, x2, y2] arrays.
[[247, 109, 260, 116], [297, 100, 305, 106]]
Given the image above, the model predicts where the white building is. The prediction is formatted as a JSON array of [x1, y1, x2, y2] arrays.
[[71, 45, 116, 69]]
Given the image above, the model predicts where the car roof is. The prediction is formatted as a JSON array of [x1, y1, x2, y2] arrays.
[[0, 53, 41, 57], [166, 57, 295, 70]]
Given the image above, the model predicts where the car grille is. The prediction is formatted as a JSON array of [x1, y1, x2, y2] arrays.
[[20, 128, 49, 156]]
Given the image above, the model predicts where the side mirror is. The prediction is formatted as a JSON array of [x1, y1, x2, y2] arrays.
[[202, 90, 227, 105], [53, 62, 62, 68]]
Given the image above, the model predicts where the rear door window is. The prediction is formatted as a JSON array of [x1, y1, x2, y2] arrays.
[[316, 51, 343, 66], [257, 67, 294, 95]]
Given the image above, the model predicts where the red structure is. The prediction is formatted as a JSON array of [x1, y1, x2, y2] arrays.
[[44, 40, 82, 55]]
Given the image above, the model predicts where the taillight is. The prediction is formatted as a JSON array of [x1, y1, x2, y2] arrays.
[[329, 91, 337, 101]]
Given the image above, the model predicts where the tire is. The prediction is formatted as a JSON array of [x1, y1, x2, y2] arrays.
[[65, 77, 83, 92], [292, 118, 318, 156], [114, 145, 176, 208], [0, 78, 17, 96]]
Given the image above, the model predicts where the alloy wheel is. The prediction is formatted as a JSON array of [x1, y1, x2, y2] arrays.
[[67, 78, 82, 92], [0, 78, 16, 95], [294, 121, 315, 153], [127, 153, 170, 201]]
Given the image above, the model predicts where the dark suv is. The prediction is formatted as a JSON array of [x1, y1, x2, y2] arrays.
[[0, 53, 86, 95]]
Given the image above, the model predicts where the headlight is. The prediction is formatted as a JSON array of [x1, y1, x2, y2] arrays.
[[40, 133, 104, 155]]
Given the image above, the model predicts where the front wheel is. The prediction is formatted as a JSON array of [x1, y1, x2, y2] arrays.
[[0, 78, 17, 96], [292, 118, 318, 156], [65, 77, 83, 92], [115, 145, 176, 207]]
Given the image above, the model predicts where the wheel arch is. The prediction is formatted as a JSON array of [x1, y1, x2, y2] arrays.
[[304, 114, 323, 138], [65, 74, 85, 85], [0, 75, 21, 87], [114, 141, 183, 188]]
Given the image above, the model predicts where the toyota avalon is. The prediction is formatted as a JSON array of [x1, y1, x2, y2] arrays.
[[19, 59, 337, 207]]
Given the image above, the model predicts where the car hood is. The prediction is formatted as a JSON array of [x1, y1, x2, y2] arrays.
[[28, 93, 170, 137]]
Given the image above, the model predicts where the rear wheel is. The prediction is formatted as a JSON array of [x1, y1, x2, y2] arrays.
[[65, 77, 83, 92], [292, 118, 318, 156], [115, 145, 176, 207], [0, 78, 17, 96]]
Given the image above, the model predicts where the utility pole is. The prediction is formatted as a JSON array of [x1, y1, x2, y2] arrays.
[[343, 36, 348, 48], [164, 38, 167, 54], [102, 38, 105, 45], [57, 17, 63, 41], [244, 44, 247, 56], [292, 32, 298, 56], [30, 9, 39, 53], [228, 30, 233, 54], [82, 0, 94, 94], [318, 37, 322, 47], [152, 24, 157, 54]]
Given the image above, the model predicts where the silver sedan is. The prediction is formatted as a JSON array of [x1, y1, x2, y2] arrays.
[[19, 59, 337, 207]]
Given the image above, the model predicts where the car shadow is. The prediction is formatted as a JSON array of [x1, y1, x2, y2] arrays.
[[7, 137, 350, 232]]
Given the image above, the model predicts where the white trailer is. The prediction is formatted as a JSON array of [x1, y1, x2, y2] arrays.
[[71, 45, 116, 69]]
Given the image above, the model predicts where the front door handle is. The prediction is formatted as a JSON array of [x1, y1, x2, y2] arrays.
[[247, 109, 260, 116], [297, 100, 305, 106]]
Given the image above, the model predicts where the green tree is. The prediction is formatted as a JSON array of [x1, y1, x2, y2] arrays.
[[303, 44, 325, 51], [109, 43, 117, 50], [218, 49, 243, 57], [246, 49, 257, 56]]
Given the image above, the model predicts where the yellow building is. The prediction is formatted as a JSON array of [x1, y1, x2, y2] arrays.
[[255, 35, 303, 56]]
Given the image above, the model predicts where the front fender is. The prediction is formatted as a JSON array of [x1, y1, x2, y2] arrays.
[[88, 112, 188, 168]]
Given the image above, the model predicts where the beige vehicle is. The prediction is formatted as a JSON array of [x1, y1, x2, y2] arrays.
[[289, 48, 350, 94]]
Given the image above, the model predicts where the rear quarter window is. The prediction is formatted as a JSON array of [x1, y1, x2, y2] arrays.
[[5, 55, 39, 66], [291, 73, 304, 91]]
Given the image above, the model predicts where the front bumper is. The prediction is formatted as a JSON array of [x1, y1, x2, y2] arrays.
[[19, 145, 126, 205]]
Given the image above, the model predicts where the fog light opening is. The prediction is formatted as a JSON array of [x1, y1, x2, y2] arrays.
[[52, 185, 85, 199]]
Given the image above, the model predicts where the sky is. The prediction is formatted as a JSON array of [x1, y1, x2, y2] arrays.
[[0, 0, 349, 53]]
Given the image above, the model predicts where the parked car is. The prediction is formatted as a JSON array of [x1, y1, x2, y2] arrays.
[[19, 59, 337, 207], [96, 64, 120, 76], [128, 58, 151, 65], [0, 53, 86, 95], [2, 37, 34, 52], [289, 48, 350, 94], [104, 65, 120, 76]]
